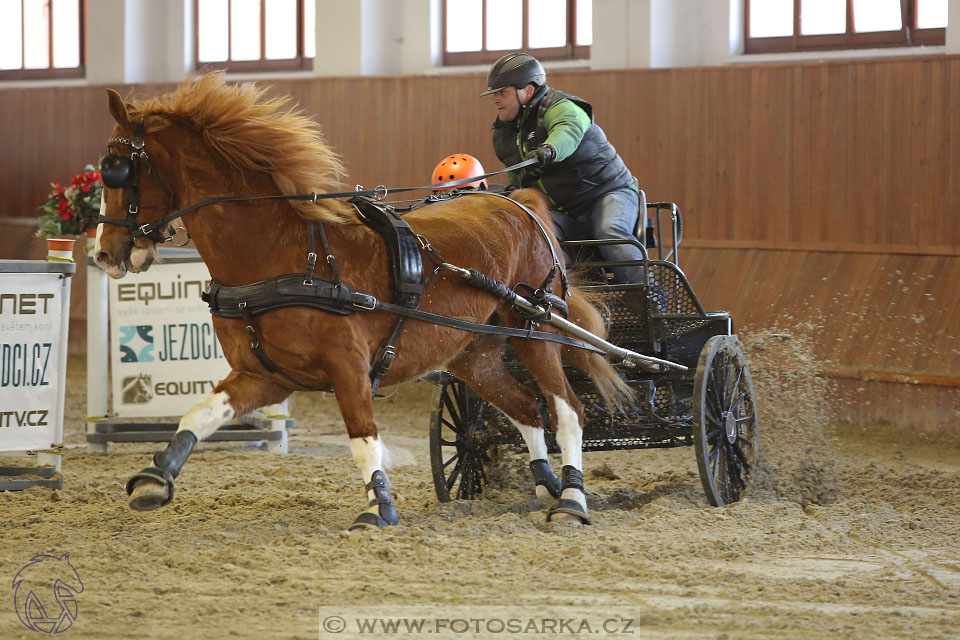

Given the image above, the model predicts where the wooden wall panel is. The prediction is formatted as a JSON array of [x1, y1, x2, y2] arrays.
[[678, 249, 959, 377], [0, 57, 956, 429]]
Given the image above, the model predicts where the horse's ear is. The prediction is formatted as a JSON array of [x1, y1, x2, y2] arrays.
[[107, 89, 131, 126]]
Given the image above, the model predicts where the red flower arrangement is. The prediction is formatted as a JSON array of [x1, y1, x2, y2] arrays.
[[37, 164, 103, 239]]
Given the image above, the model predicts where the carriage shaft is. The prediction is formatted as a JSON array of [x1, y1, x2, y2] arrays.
[[513, 296, 687, 372]]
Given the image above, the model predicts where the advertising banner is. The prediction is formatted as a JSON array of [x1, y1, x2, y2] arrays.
[[0, 273, 65, 452], [108, 261, 231, 418]]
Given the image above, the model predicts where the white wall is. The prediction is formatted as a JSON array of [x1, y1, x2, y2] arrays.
[[650, 0, 736, 68], [3, 0, 959, 88]]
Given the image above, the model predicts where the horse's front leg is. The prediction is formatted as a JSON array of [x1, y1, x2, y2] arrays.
[[126, 370, 289, 511], [327, 356, 399, 531]]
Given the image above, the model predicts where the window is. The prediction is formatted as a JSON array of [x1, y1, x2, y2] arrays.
[[444, 0, 591, 66], [745, 0, 946, 54], [195, 0, 315, 72], [0, 0, 84, 80]]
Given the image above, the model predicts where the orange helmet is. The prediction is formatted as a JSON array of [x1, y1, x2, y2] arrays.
[[432, 154, 488, 191]]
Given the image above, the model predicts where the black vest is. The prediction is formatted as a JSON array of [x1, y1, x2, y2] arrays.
[[492, 87, 637, 217]]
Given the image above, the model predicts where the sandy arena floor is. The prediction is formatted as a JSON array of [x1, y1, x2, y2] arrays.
[[1, 328, 958, 639]]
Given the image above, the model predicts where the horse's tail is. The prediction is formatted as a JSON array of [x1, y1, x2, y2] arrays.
[[562, 286, 635, 411]]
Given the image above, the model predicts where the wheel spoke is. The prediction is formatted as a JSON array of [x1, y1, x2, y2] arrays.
[[446, 454, 465, 491], [706, 387, 726, 428], [454, 386, 468, 426], [439, 438, 458, 447], [726, 446, 744, 494], [440, 417, 461, 435], [705, 428, 722, 445], [718, 351, 733, 401], [708, 370, 725, 417], [708, 445, 721, 480], [704, 402, 723, 428], [442, 452, 460, 470], [732, 440, 751, 471], [727, 372, 744, 413], [715, 445, 728, 494], [442, 389, 462, 425], [456, 456, 474, 499]]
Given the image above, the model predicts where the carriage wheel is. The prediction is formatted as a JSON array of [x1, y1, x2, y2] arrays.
[[429, 379, 489, 502], [692, 336, 759, 506]]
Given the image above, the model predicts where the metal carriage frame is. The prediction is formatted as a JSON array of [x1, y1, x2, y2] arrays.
[[427, 200, 760, 508]]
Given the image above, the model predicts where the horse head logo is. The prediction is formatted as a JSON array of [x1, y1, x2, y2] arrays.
[[121, 373, 154, 404], [12, 553, 84, 634]]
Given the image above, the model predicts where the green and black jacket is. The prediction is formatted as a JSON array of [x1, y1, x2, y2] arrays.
[[492, 86, 638, 217]]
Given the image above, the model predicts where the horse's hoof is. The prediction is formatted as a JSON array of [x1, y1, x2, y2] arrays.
[[547, 499, 592, 526], [547, 511, 585, 526], [347, 511, 396, 531], [128, 479, 170, 511]]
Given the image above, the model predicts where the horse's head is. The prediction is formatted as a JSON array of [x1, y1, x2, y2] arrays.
[[94, 89, 174, 279]]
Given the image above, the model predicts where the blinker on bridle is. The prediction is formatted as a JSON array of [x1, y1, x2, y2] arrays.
[[98, 118, 180, 244]]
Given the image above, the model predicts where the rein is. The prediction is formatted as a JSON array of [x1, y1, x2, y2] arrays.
[[98, 157, 538, 242]]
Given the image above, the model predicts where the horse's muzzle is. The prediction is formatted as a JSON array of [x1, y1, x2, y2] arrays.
[[94, 237, 155, 279]]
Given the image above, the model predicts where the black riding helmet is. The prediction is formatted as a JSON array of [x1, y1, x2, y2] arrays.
[[481, 53, 546, 96]]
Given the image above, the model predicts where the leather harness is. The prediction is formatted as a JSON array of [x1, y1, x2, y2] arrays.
[[202, 193, 596, 396]]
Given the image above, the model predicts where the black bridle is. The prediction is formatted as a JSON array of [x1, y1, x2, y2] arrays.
[[98, 119, 176, 244]]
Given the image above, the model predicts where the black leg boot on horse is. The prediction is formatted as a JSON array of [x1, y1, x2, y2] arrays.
[[350, 469, 399, 530], [126, 430, 198, 511]]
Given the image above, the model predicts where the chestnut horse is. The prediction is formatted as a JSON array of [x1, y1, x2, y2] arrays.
[[94, 73, 631, 529]]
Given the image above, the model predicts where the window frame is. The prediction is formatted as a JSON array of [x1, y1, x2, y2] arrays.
[[744, 0, 945, 54], [0, 0, 86, 81], [194, 0, 313, 73], [443, 0, 590, 66]]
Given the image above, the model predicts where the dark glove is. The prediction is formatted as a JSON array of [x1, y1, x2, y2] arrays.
[[525, 144, 555, 167]]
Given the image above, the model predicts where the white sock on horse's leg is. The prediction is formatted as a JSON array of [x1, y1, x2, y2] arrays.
[[512, 421, 549, 460], [349, 435, 384, 502], [177, 391, 235, 441], [552, 395, 586, 510]]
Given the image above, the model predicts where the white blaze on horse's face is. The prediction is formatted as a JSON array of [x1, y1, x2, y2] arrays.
[[93, 198, 126, 278]]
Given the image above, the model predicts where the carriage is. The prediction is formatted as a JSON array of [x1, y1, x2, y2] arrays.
[[425, 198, 759, 507], [96, 73, 758, 528]]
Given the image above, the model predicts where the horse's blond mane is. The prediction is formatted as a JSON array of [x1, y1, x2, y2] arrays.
[[130, 71, 353, 224]]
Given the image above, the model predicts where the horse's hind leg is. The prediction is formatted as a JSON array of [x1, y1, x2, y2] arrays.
[[126, 370, 289, 511], [446, 335, 561, 502], [510, 338, 591, 525]]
